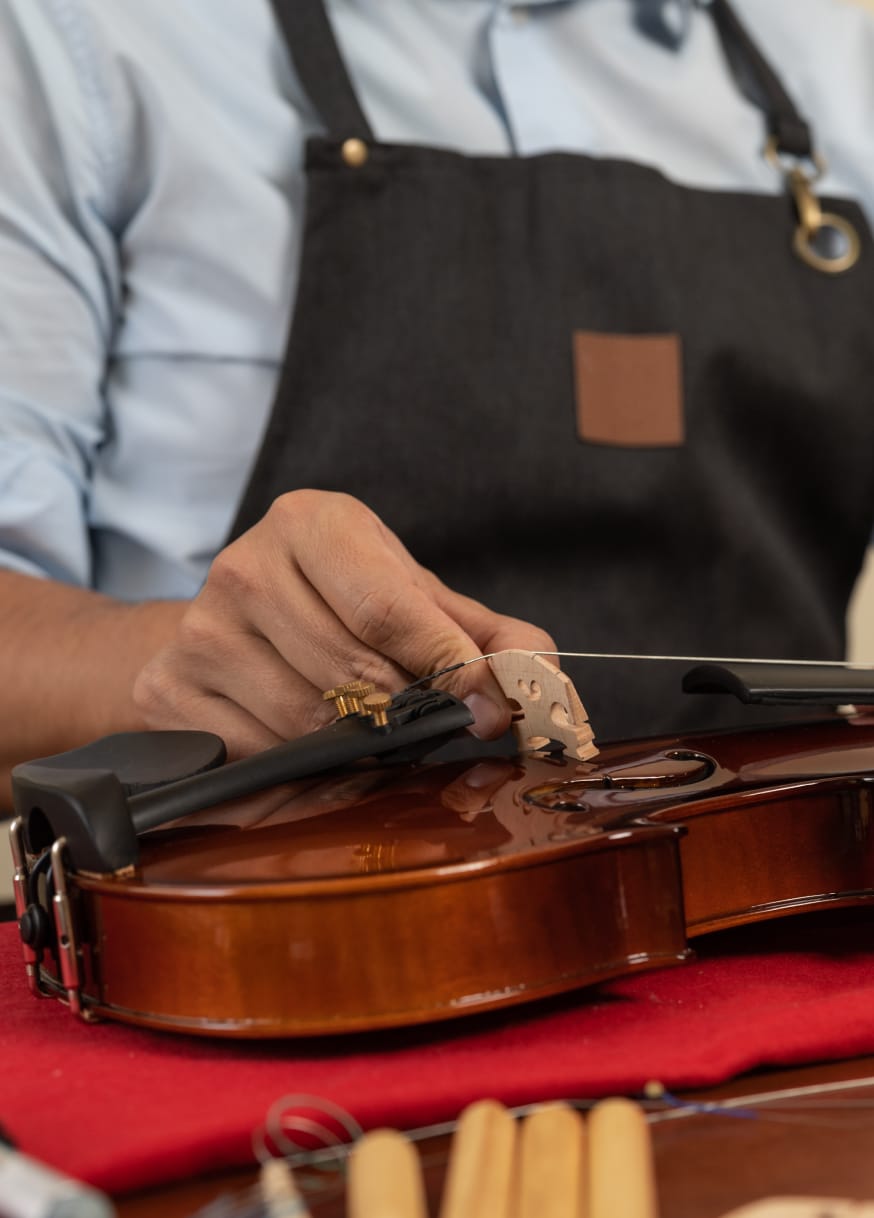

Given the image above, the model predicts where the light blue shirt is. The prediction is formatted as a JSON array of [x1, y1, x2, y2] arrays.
[[1, 0, 873, 600]]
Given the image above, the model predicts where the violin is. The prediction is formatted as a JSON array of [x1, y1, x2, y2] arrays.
[[9, 653, 874, 1037]]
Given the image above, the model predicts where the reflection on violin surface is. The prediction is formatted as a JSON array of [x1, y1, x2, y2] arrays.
[[136, 758, 595, 883]]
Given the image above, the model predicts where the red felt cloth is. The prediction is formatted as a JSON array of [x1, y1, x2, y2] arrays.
[[4, 911, 874, 1195]]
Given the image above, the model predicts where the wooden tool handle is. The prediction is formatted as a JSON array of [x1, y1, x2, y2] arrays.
[[588, 1097, 657, 1218], [516, 1101, 587, 1218], [438, 1099, 516, 1218], [259, 1156, 312, 1218], [346, 1127, 428, 1218]]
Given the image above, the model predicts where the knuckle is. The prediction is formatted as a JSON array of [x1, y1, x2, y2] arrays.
[[175, 603, 225, 654], [348, 584, 407, 652], [500, 618, 557, 655], [268, 489, 373, 531], [266, 489, 313, 528], [205, 541, 261, 601], [350, 650, 406, 692], [529, 626, 558, 654], [424, 631, 476, 678], [132, 654, 182, 722]]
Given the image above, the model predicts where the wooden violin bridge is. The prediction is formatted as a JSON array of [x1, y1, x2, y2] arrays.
[[487, 650, 598, 761]]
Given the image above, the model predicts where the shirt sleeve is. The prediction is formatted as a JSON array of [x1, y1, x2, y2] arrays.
[[0, 0, 123, 585]]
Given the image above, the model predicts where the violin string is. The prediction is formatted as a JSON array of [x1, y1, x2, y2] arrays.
[[646, 1072, 874, 1122], [405, 650, 873, 693], [645, 1083, 874, 1131]]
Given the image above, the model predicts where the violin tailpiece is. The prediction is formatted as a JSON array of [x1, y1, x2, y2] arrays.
[[487, 650, 598, 761]]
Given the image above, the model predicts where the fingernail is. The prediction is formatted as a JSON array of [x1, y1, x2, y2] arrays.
[[463, 693, 506, 740]]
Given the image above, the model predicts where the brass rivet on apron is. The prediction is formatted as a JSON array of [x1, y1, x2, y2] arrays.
[[341, 138, 369, 168]]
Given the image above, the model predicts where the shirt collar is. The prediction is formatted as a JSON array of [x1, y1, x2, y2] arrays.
[[502, 0, 696, 51], [633, 0, 696, 49]]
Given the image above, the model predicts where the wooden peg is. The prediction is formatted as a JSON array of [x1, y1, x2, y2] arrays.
[[438, 1099, 517, 1218], [346, 1127, 428, 1218], [588, 1097, 657, 1218], [516, 1102, 587, 1218], [259, 1156, 312, 1218], [487, 650, 598, 760]]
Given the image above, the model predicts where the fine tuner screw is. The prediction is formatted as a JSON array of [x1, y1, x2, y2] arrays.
[[361, 691, 392, 729], [322, 680, 376, 718]]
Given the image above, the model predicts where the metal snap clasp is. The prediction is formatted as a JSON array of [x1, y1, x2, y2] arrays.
[[765, 137, 861, 275], [792, 206, 861, 276]]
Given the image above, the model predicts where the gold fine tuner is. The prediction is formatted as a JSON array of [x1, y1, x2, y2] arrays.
[[361, 691, 392, 728], [322, 680, 376, 718]]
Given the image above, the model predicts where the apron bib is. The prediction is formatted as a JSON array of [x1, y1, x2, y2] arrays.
[[232, 0, 874, 739]]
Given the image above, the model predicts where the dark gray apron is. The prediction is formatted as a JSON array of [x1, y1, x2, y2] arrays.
[[232, 0, 874, 740]]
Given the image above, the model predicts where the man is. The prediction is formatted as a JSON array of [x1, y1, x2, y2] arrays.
[[1, 0, 873, 806]]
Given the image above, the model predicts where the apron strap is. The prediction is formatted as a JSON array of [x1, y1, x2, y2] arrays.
[[270, 0, 373, 141], [707, 0, 813, 160]]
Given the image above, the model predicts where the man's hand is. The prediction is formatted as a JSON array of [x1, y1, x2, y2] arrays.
[[133, 490, 555, 757]]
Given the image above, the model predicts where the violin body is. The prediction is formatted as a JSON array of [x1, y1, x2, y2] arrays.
[[20, 715, 874, 1037]]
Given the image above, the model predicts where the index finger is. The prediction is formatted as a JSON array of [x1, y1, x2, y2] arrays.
[[286, 502, 520, 733]]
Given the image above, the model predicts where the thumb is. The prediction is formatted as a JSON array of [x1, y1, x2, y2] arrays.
[[423, 590, 558, 741]]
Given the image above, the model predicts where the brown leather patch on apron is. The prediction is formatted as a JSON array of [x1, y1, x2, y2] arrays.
[[572, 331, 684, 447]]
